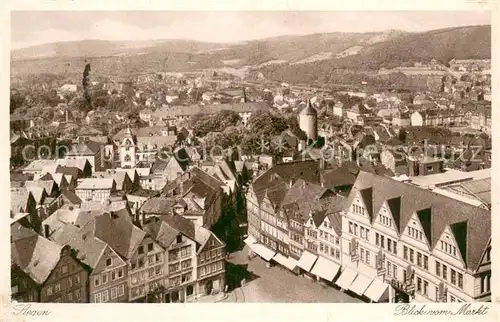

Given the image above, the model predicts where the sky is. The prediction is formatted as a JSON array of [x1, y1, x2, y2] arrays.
[[11, 11, 491, 49]]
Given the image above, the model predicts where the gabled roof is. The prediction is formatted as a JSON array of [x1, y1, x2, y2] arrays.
[[61, 189, 82, 205], [56, 166, 82, 179], [81, 212, 146, 260], [49, 222, 108, 269], [56, 159, 90, 172], [347, 170, 490, 271], [11, 188, 32, 213], [25, 180, 56, 196], [11, 233, 63, 285]]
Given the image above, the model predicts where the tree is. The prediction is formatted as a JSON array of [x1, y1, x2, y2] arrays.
[[192, 110, 242, 137]]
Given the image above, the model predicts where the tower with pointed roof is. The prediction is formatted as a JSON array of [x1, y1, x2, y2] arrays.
[[299, 99, 318, 140], [119, 127, 137, 168]]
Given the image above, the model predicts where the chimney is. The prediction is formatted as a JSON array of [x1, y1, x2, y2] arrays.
[[65, 110, 69, 123], [44, 225, 50, 238]]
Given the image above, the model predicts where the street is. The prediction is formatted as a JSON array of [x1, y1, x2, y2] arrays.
[[223, 246, 362, 303]]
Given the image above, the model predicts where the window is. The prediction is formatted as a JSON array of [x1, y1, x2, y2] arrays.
[[111, 287, 117, 300], [366, 250, 371, 265], [200, 266, 206, 276], [417, 277, 422, 292], [155, 266, 161, 275], [111, 271, 116, 281], [436, 261, 441, 276], [417, 253, 422, 267], [148, 243, 154, 252], [46, 285, 53, 296], [118, 284, 125, 297], [442, 264, 448, 280], [148, 268, 154, 278], [102, 273, 108, 284], [138, 246, 145, 255], [67, 277, 73, 288], [410, 249, 414, 263], [349, 222, 353, 234], [458, 273, 463, 289], [124, 154, 131, 162], [403, 246, 408, 260], [155, 253, 161, 263], [54, 282, 61, 293], [106, 258, 112, 267], [62, 265, 68, 274], [217, 261, 223, 270], [176, 235, 182, 244], [102, 290, 109, 302], [375, 233, 380, 246], [74, 274, 80, 284], [94, 293, 102, 303], [423, 255, 428, 270], [148, 255, 155, 265], [388, 239, 392, 253], [451, 269, 457, 285], [423, 280, 429, 296], [118, 268, 123, 278], [170, 263, 179, 273], [380, 236, 385, 248], [182, 273, 191, 283]]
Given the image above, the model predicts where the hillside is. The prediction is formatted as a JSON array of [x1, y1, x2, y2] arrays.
[[10, 25, 490, 85], [257, 25, 491, 84], [11, 39, 230, 61]]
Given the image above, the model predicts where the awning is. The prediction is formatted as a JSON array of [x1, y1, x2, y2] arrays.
[[244, 235, 257, 246], [363, 278, 389, 302], [248, 243, 276, 261], [310, 257, 341, 282], [297, 251, 318, 272], [335, 267, 358, 289], [350, 274, 373, 295], [273, 253, 298, 271]]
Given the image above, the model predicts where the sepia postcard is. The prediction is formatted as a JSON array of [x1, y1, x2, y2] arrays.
[[1, 0, 498, 321]]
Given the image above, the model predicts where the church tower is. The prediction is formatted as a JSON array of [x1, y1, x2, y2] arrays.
[[299, 99, 318, 140], [119, 127, 137, 168]]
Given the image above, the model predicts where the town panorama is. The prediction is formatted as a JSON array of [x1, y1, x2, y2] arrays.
[[10, 12, 491, 304]]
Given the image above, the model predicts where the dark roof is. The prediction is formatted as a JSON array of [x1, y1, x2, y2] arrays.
[[320, 165, 358, 189], [300, 100, 317, 116], [161, 215, 196, 241], [56, 166, 82, 178], [347, 170, 490, 271], [61, 189, 82, 205], [81, 212, 146, 259], [140, 197, 176, 214], [252, 160, 320, 203]]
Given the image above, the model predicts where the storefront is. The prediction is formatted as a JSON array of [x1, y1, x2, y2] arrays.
[[297, 251, 318, 279], [310, 257, 340, 284]]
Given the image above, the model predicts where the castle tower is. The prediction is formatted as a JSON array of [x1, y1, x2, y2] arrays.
[[119, 127, 137, 168], [299, 99, 318, 140]]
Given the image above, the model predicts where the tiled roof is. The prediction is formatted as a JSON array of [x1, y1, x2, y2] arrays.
[[140, 197, 176, 214], [56, 166, 82, 179], [11, 233, 63, 285], [320, 165, 358, 189], [143, 219, 178, 248], [347, 170, 490, 271], [25, 180, 56, 196], [61, 189, 82, 205], [77, 178, 114, 190], [11, 188, 31, 213], [81, 212, 146, 259], [23, 160, 57, 172], [11, 222, 38, 242], [56, 159, 90, 173], [49, 222, 108, 269], [161, 215, 196, 241], [252, 160, 321, 203]]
